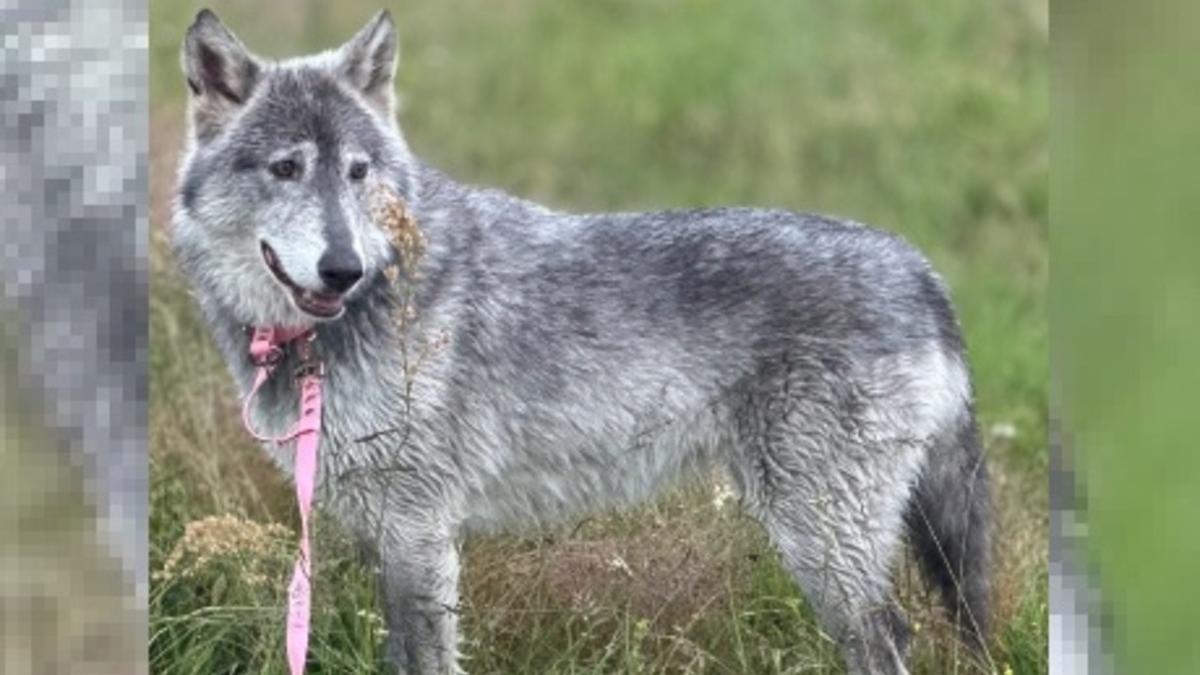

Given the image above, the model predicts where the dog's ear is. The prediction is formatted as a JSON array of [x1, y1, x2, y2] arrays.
[[334, 10, 399, 121], [181, 9, 262, 142]]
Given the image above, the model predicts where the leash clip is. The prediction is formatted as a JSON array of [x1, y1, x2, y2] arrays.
[[293, 332, 322, 381], [293, 360, 325, 381]]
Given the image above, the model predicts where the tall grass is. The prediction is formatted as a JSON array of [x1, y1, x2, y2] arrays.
[[149, 1, 1048, 673]]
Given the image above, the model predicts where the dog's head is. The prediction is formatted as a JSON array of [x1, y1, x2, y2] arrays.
[[172, 9, 413, 326]]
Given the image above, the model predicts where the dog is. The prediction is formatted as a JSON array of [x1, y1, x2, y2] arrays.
[[172, 9, 991, 674]]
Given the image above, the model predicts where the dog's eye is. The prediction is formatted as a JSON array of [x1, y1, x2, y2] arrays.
[[348, 161, 369, 181], [269, 159, 300, 180]]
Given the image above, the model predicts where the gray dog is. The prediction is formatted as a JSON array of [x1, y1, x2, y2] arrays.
[[172, 9, 991, 675]]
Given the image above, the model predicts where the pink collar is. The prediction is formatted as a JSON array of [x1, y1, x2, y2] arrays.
[[241, 325, 323, 675]]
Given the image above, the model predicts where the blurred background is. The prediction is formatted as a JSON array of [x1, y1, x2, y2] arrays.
[[1, 1, 146, 673], [1055, 1, 1200, 674], [150, 1, 1047, 673]]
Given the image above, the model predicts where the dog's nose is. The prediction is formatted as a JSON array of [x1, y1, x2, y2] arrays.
[[317, 249, 364, 293]]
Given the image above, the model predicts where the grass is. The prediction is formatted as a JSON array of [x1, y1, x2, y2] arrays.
[[149, 0, 1048, 673]]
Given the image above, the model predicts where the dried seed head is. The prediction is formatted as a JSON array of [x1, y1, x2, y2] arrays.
[[155, 514, 292, 591], [367, 181, 434, 352], [369, 181, 426, 279]]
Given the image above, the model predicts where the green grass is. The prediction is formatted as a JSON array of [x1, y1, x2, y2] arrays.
[[149, 0, 1047, 673], [1055, 3, 1200, 672]]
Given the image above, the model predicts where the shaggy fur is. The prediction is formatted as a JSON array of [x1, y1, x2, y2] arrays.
[[172, 9, 991, 674]]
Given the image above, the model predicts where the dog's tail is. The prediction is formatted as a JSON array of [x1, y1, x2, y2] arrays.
[[905, 403, 992, 651]]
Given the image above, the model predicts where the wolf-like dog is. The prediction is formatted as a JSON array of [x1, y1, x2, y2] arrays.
[[172, 9, 991, 675]]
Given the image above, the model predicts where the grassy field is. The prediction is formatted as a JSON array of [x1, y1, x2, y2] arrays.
[[149, 1, 1047, 673]]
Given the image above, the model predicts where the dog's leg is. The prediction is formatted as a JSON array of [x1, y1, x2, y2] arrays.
[[731, 384, 920, 675], [376, 523, 462, 675], [758, 477, 913, 675], [754, 459, 915, 675]]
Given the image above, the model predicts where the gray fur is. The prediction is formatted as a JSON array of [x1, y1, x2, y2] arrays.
[[171, 10, 991, 675]]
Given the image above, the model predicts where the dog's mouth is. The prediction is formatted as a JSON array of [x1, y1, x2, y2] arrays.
[[260, 242, 345, 320]]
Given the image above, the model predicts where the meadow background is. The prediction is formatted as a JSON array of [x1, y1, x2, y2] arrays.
[[149, 1, 1048, 673], [1054, 1, 1200, 672]]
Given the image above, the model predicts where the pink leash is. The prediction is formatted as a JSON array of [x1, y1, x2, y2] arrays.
[[241, 325, 323, 675]]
